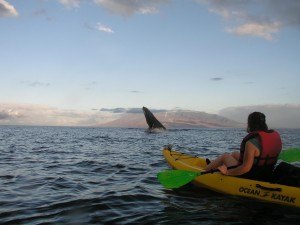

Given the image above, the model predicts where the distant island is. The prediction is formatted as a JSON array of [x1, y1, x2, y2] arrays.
[[101, 109, 243, 129], [2, 104, 298, 128]]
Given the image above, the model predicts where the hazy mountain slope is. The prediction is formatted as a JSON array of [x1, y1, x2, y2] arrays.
[[219, 105, 300, 129], [101, 110, 243, 128]]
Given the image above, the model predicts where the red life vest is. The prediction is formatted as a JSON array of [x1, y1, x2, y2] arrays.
[[239, 130, 282, 167]]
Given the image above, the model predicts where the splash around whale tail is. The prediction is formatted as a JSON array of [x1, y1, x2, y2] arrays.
[[142, 106, 166, 130]]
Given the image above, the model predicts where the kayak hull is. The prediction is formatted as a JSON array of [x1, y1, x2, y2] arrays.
[[163, 149, 300, 207]]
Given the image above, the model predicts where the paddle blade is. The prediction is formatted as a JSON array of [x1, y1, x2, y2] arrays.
[[157, 170, 200, 189], [279, 148, 300, 163]]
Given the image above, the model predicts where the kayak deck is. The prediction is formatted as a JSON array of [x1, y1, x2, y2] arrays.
[[163, 149, 300, 207]]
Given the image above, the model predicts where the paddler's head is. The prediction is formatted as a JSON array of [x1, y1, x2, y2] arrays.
[[247, 112, 268, 133]]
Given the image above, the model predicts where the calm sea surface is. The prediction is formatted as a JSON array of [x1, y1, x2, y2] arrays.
[[0, 126, 299, 225]]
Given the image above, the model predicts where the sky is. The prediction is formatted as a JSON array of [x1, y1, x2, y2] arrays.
[[1, 0, 300, 127]]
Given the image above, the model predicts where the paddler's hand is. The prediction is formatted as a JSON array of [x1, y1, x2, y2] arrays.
[[218, 165, 228, 175]]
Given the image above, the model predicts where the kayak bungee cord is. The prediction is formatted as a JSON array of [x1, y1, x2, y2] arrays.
[[164, 145, 201, 161]]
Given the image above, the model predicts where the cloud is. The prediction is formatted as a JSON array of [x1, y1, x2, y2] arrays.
[[84, 81, 97, 90], [33, 9, 47, 16], [100, 107, 167, 114], [210, 77, 223, 81], [130, 90, 143, 93], [84, 22, 94, 30], [138, 7, 159, 15], [58, 0, 81, 8], [197, 0, 300, 40], [21, 81, 50, 87], [95, 22, 114, 33], [32, 9, 53, 21], [0, 0, 18, 17], [126, 108, 143, 114], [0, 108, 22, 120], [0, 103, 117, 126], [218, 104, 300, 128], [93, 0, 169, 16], [145, 108, 167, 113], [100, 108, 127, 113], [226, 22, 281, 41], [0, 111, 10, 120], [57, 0, 168, 15]]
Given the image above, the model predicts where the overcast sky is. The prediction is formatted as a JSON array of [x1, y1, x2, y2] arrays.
[[1, 0, 299, 127]]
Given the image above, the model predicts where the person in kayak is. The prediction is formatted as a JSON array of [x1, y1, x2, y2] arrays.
[[205, 112, 282, 181]]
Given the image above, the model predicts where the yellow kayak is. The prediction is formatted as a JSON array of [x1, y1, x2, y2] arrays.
[[163, 148, 300, 207]]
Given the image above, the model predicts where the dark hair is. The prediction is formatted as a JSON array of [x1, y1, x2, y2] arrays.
[[247, 112, 268, 132]]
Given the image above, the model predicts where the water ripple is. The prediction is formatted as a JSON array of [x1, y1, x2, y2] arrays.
[[0, 126, 299, 224]]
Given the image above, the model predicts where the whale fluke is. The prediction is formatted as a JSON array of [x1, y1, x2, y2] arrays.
[[142, 106, 166, 131]]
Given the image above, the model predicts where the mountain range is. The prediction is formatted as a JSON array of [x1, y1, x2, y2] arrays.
[[101, 110, 243, 129]]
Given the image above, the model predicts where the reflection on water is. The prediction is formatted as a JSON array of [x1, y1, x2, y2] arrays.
[[0, 126, 299, 224]]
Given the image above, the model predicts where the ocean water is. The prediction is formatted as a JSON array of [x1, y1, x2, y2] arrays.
[[0, 126, 299, 225]]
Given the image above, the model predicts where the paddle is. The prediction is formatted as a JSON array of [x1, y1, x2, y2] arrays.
[[157, 167, 233, 189], [157, 148, 300, 189], [278, 148, 300, 163]]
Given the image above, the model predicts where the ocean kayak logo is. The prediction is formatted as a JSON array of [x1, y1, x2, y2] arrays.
[[238, 187, 296, 204]]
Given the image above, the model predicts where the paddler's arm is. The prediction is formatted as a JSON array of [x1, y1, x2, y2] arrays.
[[219, 141, 259, 176]]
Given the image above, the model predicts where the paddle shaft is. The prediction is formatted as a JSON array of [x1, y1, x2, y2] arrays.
[[158, 148, 299, 189], [201, 165, 239, 175]]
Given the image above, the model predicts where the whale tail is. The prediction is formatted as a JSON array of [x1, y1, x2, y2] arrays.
[[142, 106, 166, 130]]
